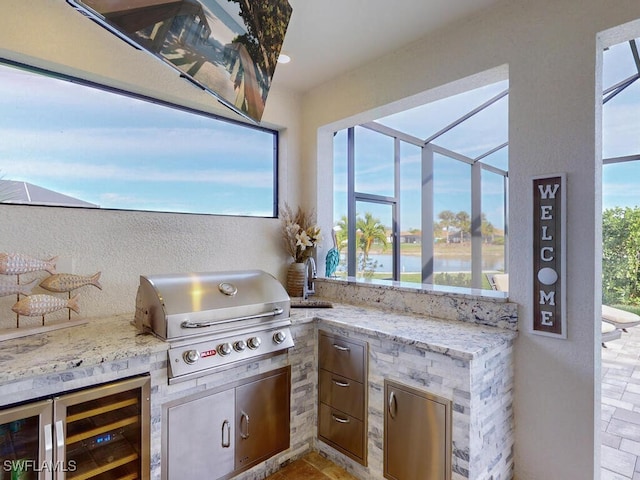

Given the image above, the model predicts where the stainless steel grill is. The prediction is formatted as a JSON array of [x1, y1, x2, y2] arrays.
[[134, 270, 293, 383]]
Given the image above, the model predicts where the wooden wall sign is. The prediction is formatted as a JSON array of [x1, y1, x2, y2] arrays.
[[532, 174, 566, 338]]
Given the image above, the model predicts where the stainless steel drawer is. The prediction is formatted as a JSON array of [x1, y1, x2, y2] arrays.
[[318, 331, 366, 381], [318, 403, 365, 461], [318, 368, 365, 420]]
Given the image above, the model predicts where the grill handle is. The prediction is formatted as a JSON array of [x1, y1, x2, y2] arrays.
[[180, 307, 284, 329]]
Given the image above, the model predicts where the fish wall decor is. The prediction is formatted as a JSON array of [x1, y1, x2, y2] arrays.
[[40, 272, 102, 293], [0, 253, 57, 275], [12, 294, 80, 317], [0, 278, 38, 297]]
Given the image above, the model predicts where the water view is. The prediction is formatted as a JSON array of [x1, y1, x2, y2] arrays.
[[341, 254, 504, 274]]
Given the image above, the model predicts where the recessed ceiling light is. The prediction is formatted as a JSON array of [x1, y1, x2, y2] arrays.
[[278, 53, 291, 64]]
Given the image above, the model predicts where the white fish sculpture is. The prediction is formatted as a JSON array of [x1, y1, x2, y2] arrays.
[[12, 294, 80, 317], [0, 253, 57, 275], [40, 272, 102, 293], [0, 278, 38, 297]]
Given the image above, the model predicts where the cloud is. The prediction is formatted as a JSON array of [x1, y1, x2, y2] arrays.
[[2, 158, 273, 186]]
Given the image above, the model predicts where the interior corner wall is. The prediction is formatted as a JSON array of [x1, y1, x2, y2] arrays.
[[301, 1, 640, 478], [0, 0, 303, 318]]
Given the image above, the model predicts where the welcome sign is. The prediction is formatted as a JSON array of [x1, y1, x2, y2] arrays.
[[533, 174, 566, 338]]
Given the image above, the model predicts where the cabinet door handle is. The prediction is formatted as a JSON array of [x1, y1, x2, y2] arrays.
[[332, 379, 350, 387], [221, 420, 231, 448], [388, 391, 397, 419], [332, 414, 350, 424], [240, 411, 250, 439], [332, 344, 350, 352]]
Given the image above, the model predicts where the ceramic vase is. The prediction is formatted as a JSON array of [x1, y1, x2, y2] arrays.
[[286, 262, 306, 297]]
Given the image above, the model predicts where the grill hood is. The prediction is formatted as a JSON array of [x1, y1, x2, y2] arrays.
[[135, 270, 290, 341]]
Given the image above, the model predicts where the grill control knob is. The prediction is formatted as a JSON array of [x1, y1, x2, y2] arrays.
[[247, 336, 261, 350], [273, 331, 287, 344], [183, 350, 200, 364], [217, 343, 232, 356], [233, 340, 247, 352]]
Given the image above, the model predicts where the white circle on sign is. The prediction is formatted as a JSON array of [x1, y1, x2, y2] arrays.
[[538, 267, 558, 285]]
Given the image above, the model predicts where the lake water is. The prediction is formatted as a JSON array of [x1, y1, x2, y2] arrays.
[[363, 254, 504, 273]]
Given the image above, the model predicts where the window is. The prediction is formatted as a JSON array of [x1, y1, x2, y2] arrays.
[[333, 80, 509, 290], [601, 37, 640, 308], [0, 60, 278, 217]]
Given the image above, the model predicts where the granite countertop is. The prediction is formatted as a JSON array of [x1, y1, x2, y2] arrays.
[[291, 303, 517, 361], [0, 314, 166, 384], [0, 302, 516, 385]]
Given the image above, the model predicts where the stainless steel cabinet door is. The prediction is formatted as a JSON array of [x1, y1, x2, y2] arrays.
[[166, 388, 235, 479], [384, 380, 452, 480], [235, 368, 290, 470]]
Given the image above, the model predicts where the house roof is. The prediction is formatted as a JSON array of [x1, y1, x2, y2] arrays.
[[0, 180, 99, 208]]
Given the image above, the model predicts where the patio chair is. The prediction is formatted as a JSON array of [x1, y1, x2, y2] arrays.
[[601, 320, 622, 347], [486, 273, 627, 346], [602, 304, 640, 333], [487, 273, 509, 292]]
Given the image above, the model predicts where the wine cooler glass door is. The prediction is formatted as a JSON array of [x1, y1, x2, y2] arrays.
[[0, 399, 53, 480]]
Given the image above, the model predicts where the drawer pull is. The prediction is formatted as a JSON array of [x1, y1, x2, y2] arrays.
[[332, 414, 350, 424], [333, 379, 350, 387], [333, 344, 350, 352]]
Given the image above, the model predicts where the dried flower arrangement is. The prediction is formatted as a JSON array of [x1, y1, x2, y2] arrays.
[[280, 203, 322, 263]]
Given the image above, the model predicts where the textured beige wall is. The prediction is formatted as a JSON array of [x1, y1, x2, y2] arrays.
[[300, 1, 640, 479]]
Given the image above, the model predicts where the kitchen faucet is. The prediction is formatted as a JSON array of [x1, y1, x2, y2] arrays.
[[303, 257, 317, 300]]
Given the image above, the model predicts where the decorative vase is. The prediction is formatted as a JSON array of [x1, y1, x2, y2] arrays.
[[286, 262, 306, 297]]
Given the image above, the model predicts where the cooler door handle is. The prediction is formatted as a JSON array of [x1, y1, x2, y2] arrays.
[[44, 423, 53, 480], [54, 420, 65, 480]]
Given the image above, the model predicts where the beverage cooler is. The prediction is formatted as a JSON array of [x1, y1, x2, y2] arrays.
[[0, 375, 150, 480]]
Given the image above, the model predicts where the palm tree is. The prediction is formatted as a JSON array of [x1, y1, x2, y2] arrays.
[[356, 212, 388, 273], [438, 210, 456, 243], [481, 213, 495, 243], [335, 215, 349, 253], [455, 211, 470, 243]]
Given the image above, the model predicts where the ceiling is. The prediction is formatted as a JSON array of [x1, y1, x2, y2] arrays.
[[272, 0, 504, 92]]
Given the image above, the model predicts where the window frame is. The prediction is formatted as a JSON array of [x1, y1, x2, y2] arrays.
[[336, 87, 509, 289]]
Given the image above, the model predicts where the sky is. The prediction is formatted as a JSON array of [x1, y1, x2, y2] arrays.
[[0, 39, 637, 223], [0, 63, 277, 217]]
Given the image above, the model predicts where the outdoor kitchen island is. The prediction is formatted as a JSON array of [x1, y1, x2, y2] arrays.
[[0, 279, 517, 480]]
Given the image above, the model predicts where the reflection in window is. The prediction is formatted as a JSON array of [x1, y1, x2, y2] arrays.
[[0, 61, 278, 217]]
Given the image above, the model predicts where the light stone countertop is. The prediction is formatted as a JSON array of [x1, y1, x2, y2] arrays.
[[0, 303, 516, 385], [291, 303, 516, 361], [0, 314, 167, 385]]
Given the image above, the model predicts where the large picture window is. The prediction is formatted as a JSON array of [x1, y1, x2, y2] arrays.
[[0, 60, 278, 217], [333, 80, 509, 290]]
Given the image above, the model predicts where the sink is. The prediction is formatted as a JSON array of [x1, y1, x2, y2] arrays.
[[290, 299, 333, 308]]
